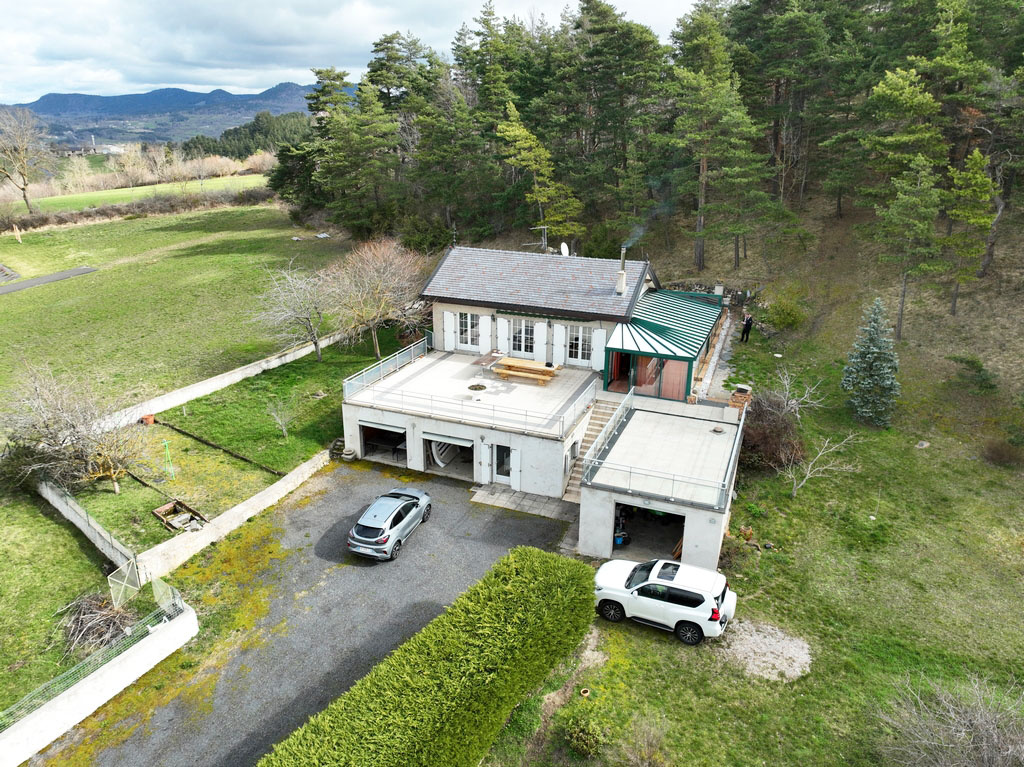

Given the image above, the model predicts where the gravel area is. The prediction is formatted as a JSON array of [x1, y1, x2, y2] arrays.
[[718, 620, 812, 681]]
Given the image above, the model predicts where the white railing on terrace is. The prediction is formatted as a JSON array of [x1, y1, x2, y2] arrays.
[[582, 392, 747, 510], [352, 379, 598, 438], [343, 338, 429, 400]]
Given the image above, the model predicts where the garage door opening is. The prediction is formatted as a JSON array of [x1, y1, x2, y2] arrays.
[[423, 436, 474, 481], [613, 502, 685, 561], [359, 424, 407, 466]]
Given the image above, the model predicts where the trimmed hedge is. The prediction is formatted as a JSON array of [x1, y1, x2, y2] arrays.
[[258, 546, 594, 767]]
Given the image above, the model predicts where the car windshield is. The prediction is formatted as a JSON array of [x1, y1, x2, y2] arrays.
[[626, 560, 657, 589], [353, 524, 383, 539]]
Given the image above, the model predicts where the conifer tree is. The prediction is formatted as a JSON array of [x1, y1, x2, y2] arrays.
[[841, 298, 901, 427], [873, 154, 944, 340], [497, 103, 584, 241], [945, 148, 995, 314]]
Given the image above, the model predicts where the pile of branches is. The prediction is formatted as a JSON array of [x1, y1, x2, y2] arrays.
[[55, 592, 135, 660], [740, 370, 821, 471]]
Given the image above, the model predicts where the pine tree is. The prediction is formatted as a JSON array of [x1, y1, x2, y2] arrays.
[[873, 154, 944, 340], [497, 103, 584, 242], [945, 148, 995, 314], [841, 298, 901, 427]]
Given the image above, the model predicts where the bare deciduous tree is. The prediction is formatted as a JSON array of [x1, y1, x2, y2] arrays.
[[0, 107, 55, 213], [0, 366, 146, 494], [323, 238, 426, 360], [62, 155, 93, 194], [266, 395, 297, 439], [116, 144, 151, 190], [879, 676, 1024, 767], [253, 264, 333, 361], [775, 433, 860, 498], [762, 369, 825, 420]]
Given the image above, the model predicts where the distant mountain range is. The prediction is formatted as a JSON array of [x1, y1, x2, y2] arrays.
[[11, 82, 314, 144]]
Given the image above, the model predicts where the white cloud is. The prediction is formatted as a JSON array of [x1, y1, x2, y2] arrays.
[[1, 0, 692, 103]]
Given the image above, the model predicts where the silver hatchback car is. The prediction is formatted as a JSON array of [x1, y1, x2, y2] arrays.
[[346, 489, 431, 561]]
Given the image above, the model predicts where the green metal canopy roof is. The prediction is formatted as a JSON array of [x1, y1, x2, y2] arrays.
[[607, 290, 722, 360]]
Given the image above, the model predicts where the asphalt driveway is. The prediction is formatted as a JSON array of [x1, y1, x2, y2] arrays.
[[92, 463, 567, 767]]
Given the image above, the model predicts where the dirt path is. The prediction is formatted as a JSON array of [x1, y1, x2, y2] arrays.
[[523, 627, 608, 764], [106, 232, 240, 267]]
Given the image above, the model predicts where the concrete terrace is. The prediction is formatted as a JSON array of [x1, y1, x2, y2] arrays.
[[345, 351, 599, 437], [588, 401, 741, 508]]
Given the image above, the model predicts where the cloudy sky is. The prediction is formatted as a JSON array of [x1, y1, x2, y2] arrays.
[[3, 1, 695, 104]]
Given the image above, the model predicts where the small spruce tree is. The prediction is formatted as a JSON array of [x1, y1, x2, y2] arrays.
[[841, 298, 901, 427]]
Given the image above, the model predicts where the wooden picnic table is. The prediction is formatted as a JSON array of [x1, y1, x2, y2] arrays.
[[494, 356, 559, 385]]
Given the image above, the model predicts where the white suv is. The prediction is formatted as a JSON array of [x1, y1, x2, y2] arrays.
[[594, 559, 737, 645]]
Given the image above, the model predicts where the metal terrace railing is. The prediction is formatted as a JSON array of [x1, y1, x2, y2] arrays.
[[582, 391, 746, 509], [342, 337, 429, 400]]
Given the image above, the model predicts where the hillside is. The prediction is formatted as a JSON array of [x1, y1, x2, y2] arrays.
[[11, 82, 313, 143]]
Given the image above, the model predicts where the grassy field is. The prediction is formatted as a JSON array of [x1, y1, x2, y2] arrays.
[[158, 330, 400, 474], [484, 204, 1024, 766], [30, 175, 266, 212], [0, 205, 351, 403], [0, 204, 354, 711], [0, 491, 110, 710], [74, 425, 280, 552]]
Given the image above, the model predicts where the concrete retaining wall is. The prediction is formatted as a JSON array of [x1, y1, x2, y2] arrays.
[[36, 481, 134, 567], [100, 329, 350, 430], [0, 604, 199, 767], [136, 450, 330, 583]]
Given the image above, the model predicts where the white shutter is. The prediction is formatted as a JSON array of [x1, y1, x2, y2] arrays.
[[591, 328, 607, 371], [552, 324, 567, 366], [478, 314, 492, 354], [510, 448, 522, 491], [533, 322, 548, 363], [442, 312, 456, 351], [496, 318, 510, 354]]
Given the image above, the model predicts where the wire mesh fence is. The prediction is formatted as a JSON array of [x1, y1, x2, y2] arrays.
[[0, 586, 185, 733]]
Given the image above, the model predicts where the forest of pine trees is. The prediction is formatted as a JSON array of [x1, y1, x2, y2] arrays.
[[269, 0, 1024, 302]]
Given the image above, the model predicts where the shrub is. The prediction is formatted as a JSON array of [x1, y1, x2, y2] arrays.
[[558, 701, 611, 758], [244, 151, 278, 174], [619, 712, 669, 767], [983, 438, 1023, 467], [878, 676, 1024, 767], [258, 547, 594, 767], [762, 292, 807, 330], [947, 355, 998, 394], [740, 393, 804, 471], [397, 213, 452, 252]]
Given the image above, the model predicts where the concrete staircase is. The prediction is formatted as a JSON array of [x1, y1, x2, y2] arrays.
[[562, 399, 620, 504]]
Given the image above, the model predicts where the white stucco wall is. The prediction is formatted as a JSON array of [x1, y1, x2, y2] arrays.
[[430, 301, 615, 371], [0, 604, 198, 767], [343, 403, 589, 498], [578, 486, 729, 570]]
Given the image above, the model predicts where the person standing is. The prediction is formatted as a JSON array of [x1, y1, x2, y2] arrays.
[[740, 312, 753, 342]]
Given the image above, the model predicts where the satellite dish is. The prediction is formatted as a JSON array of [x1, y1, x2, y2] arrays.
[[560, 242, 570, 257]]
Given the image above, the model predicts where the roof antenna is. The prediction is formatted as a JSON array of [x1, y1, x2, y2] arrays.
[[560, 242, 569, 257]]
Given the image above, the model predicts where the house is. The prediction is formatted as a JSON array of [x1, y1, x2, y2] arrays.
[[341, 246, 744, 569]]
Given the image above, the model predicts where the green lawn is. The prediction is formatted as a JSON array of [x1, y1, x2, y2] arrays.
[[0, 491, 110, 710], [32, 175, 266, 212], [158, 330, 400, 473], [0, 205, 350, 403], [75, 425, 280, 552], [492, 328, 1024, 767]]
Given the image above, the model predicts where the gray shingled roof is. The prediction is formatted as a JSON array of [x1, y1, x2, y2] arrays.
[[421, 246, 653, 321]]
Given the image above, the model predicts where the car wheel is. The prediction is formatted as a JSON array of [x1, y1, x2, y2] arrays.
[[389, 540, 402, 561], [421, 504, 431, 522], [598, 600, 625, 623], [674, 621, 704, 645]]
